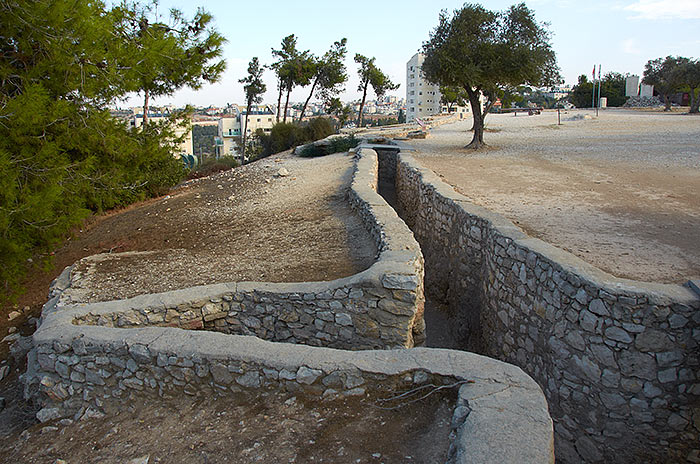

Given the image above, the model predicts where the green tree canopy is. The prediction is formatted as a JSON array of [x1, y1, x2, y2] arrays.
[[440, 86, 468, 112], [0, 0, 221, 302], [354, 54, 399, 127], [299, 38, 348, 121], [271, 35, 315, 123], [643, 56, 689, 111], [112, 1, 226, 124], [421, 2, 559, 148], [680, 59, 700, 113], [239, 57, 267, 161]]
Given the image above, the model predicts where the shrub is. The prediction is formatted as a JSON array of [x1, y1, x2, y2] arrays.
[[255, 117, 337, 159], [298, 135, 360, 157], [187, 156, 239, 179]]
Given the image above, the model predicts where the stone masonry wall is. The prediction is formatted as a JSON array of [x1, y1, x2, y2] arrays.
[[25, 319, 554, 464], [392, 151, 700, 463], [56, 147, 425, 351], [22, 146, 558, 463]]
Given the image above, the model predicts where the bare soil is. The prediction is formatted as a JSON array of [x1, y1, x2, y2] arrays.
[[0, 151, 377, 352], [411, 109, 700, 284], [0, 387, 454, 464], [0, 150, 416, 463]]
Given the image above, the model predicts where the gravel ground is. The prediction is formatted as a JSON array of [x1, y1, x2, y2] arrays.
[[60, 151, 378, 303], [410, 109, 700, 284]]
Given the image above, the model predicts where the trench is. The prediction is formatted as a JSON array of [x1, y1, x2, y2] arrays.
[[375, 147, 461, 350]]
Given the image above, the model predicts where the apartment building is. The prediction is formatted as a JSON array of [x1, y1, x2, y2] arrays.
[[130, 113, 193, 156], [214, 104, 275, 163], [406, 53, 442, 122]]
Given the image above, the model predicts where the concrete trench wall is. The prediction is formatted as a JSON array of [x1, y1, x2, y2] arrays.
[[22, 146, 556, 463], [390, 151, 700, 463], [54, 148, 426, 351]]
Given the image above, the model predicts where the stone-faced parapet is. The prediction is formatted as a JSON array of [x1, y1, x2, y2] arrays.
[[32, 144, 425, 355], [392, 151, 700, 463], [25, 322, 553, 464]]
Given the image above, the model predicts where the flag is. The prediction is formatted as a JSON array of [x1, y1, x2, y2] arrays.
[[598, 65, 602, 80], [592, 66, 596, 81]]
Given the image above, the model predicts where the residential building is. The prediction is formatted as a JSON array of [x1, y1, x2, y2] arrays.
[[214, 104, 275, 163], [406, 53, 442, 122], [130, 113, 193, 156]]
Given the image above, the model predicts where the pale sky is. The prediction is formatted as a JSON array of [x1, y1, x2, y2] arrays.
[[116, 0, 700, 109]]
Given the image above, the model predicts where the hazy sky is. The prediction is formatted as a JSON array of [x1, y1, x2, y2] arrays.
[[117, 0, 700, 108]]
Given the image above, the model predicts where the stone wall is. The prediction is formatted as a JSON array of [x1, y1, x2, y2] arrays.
[[54, 147, 425, 351], [25, 319, 553, 463], [21, 146, 558, 462], [391, 151, 700, 463]]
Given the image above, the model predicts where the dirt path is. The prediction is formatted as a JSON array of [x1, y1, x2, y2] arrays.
[[411, 110, 700, 284]]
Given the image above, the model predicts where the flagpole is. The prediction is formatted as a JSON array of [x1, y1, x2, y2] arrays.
[[596, 64, 602, 117], [591, 66, 596, 109]]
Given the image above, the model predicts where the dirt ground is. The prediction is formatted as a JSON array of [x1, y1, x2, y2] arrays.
[[411, 109, 700, 284], [0, 383, 454, 464], [58, 151, 377, 304], [0, 149, 429, 463], [0, 151, 377, 343]]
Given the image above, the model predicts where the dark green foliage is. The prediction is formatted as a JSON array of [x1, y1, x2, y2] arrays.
[[354, 54, 399, 127], [398, 109, 406, 124], [255, 118, 336, 158], [112, 1, 227, 124], [193, 125, 218, 155], [569, 75, 594, 108], [569, 73, 627, 108], [680, 59, 700, 113], [0, 0, 210, 302], [643, 56, 690, 111], [421, 3, 559, 148], [298, 135, 359, 158], [239, 57, 267, 160]]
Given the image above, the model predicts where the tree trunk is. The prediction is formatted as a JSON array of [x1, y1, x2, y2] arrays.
[[283, 82, 292, 123], [299, 77, 318, 122], [357, 82, 368, 127], [465, 88, 485, 149], [143, 88, 150, 127], [664, 94, 672, 111], [276, 79, 283, 122], [241, 101, 251, 164], [690, 88, 699, 114]]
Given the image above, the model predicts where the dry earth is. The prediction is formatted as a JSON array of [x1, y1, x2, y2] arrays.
[[0, 388, 454, 464], [410, 109, 700, 284], [1, 150, 444, 463], [62, 151, 377, 303]]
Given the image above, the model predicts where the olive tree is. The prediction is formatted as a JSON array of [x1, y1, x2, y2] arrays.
[[643, 56, 689, 111], [421, 3, 559, 149]]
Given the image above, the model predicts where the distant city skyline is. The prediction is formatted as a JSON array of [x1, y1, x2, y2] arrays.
[[115, 0, 700, 108]]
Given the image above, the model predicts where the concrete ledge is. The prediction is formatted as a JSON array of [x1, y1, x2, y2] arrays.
[[28, 324, 553, 464], [46, 148, 425, 351]]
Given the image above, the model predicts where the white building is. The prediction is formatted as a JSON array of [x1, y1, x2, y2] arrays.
[[130, 113, 193, 157], [406, 53, 442, 122], [214, 105, 275, 163]]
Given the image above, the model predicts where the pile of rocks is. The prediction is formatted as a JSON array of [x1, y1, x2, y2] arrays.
[[623, 96, 663, 107]]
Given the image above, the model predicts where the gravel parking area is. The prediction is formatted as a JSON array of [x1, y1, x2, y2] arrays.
[[410, 109, 700, 284]]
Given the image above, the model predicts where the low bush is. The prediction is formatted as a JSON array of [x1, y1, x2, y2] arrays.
[[187, 156, 239, 180], [255, 117, 336, 158], [298, 135, 360, 157]]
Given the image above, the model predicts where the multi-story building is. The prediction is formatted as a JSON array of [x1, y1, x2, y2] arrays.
[[406, 53, 442, 122], [214, 104, 275, 163], [130, 113, 193, 156]]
